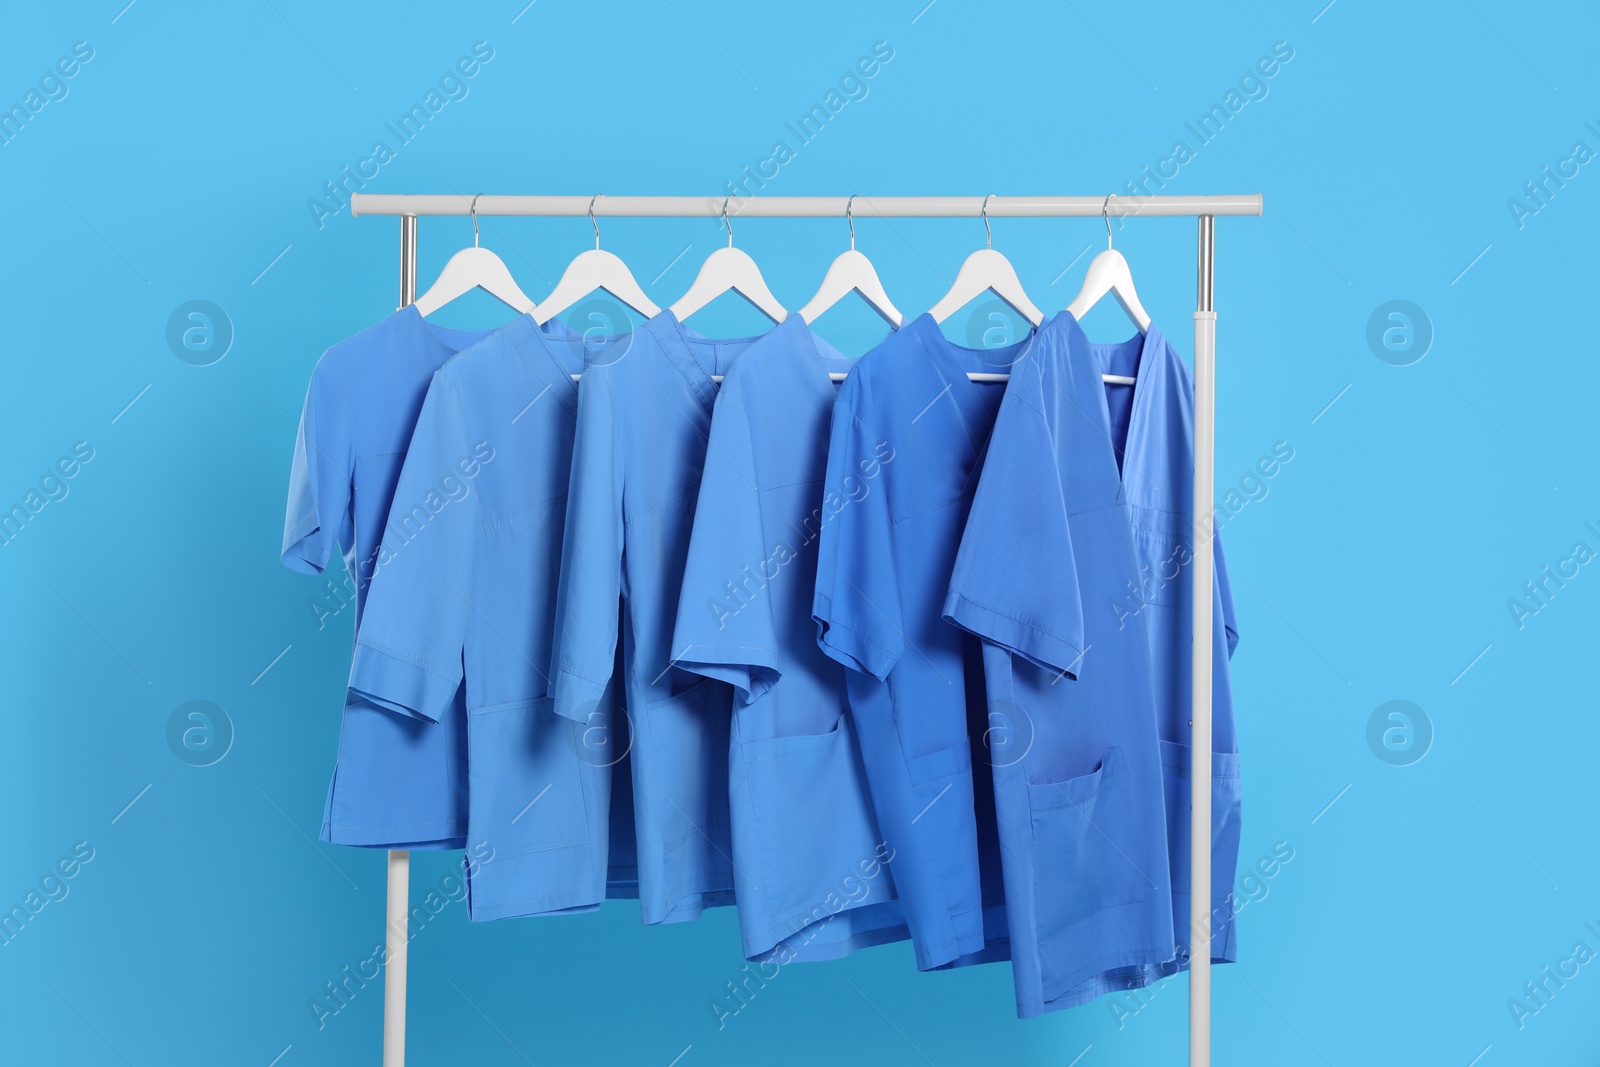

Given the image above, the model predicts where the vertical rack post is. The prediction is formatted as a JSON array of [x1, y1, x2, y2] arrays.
[[1189, 215, 1216, 1067], [398, 214, 418, 313], [383, 214, 418, 1067]]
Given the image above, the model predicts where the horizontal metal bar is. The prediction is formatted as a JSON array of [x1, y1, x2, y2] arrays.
[[349, 194, 1261, 219]]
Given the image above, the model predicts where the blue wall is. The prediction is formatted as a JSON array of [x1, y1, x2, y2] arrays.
[[3, 2, 1597, 1063]]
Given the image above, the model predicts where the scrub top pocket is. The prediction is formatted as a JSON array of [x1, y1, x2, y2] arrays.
[[462, 696, 611, 922], [466, 697, 592, 860], [640, 676, 734, 872], [1158, 739, 1243, 965], [905, 735, 973, 789], [1027, 747, 1156, 998], [325, 693, 466, 848], [732, 713, 901, 959]]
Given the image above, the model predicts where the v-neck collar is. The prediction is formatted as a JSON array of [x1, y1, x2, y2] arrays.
[[902, 314, 1046, 502], [651, 310, 771, 413], [402, 306, 594, 418], [502, 314, 603, 419], [402, 302, 501, 359], [784, 315, 859, 393], [1057, 311, 1164, 499], [905, 313, 1036, 450]]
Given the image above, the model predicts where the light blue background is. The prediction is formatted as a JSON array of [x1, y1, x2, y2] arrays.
[[2, 1, 1596, 1064]]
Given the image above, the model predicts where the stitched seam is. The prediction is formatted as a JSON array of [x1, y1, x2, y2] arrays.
[[949, 593, 1082, 653], [356, 641, 454, 679], [678, 644, 777, 657], [820, 618, 897, 655], [556, 662, 611, 687], [478, 493, 567, 534], [760, 475, 825, 493], [888, 490, 969, 529], [623, 479, 700, 528]]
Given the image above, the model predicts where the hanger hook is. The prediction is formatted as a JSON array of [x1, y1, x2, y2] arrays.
[[981, 194, 995, 249], [468, 194, 482, 247], [589, 194, 603, 250], [721, 196, 733, 248], [845, 195, 857, 251], [1102, 193, 1114, 250]]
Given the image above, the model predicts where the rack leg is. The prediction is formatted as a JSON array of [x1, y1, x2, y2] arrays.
[[382, 214, 419, 1067], [383, 850, 410, 1066], [1189, 217, 1216, 1067]]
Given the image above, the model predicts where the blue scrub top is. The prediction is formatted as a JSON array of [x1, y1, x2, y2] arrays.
[[811, 313, 1017, 971], [283, 305, 504, 849], [670, 314, 908, 962], [1082, 313, 1243, 973], [944, 311, 1177, 1017], [550, 312, 762, 926], [349, 314, 639, 920]]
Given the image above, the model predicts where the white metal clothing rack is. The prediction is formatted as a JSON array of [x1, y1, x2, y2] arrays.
[[344, 191, 1261, 1067]]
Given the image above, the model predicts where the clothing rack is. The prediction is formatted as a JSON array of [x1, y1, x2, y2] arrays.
[[345, 191, 1262, 1067]]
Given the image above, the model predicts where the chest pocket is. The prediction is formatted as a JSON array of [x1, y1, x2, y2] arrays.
[[1128, 506, 1194, 611], [898, 401, 982, 521]]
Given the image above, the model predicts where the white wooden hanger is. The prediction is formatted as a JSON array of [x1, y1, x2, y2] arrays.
[[798, 196, 903, 327], [1067, 195, 1152, 331], [1065, 196, 1149, 386], [411, 195, 539, 317], [670, 197, 787, 323], [533, 194, 660, 325], [927, 194, 1043, 326]]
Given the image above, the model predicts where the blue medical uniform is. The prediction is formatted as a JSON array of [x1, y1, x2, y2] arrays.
[[283, 305, 506, 849], [670, 315, 908, 961], [348, 314, 639, 920], [1084, 314, 1242, 974], [550, 313, 762, 925], [943, 312, 1176, 1017], [812, 313, 1017, 971]]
